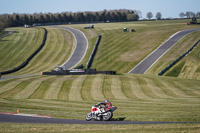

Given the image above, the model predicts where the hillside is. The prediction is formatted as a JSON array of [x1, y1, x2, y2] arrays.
[[0, 28, 44, 72], [0, 27, 74, 76], [0, 74, 200, 122], [147, 30, 200, 79], [0, 20, 200, 131], [62, 19, 200, 74]]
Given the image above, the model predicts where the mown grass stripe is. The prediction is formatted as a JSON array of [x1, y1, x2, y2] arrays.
[[137, 77, 160, 99], [25, 27, 58, 73], [81, 75, 93, 100], [121, 75, 138, 99], [0, 82, 19, 96], [172, 81, 200, 97], [13, 76, 53, 99], [58, 76, 74, 100], [143, 78, 172, 99], [28, 78, 55, 99], [90, 75, 105, 100], [19, 27, 54, 74], [173, 82, 200, 97], [111, 75, 128, 100], [18, 27, 73, 75], [68, 75, 87, 101], [102, 75, 115, 99], [0, 30, 22, 70], [0, 77, 36, 97], [161, 81, 189, 98], [128, 76, 153, 100], [44, 78, 64, 100], [0, 80, 30, 98], [149, 78, 174, 99]]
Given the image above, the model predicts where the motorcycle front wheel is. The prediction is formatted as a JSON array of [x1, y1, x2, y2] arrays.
[[85, 112, 92, 121], [102, 111, 113, 121]]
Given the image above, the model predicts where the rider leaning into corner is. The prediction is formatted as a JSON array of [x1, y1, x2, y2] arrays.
[[85, 99, 117, 121], [96, 99, 112, 108]]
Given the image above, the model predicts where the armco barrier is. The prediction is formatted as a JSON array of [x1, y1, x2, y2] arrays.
[[158, 40, 200, 76], [86, 35, 101, 69], [42, 69, 116, 75], [0, 27, 47, 75]]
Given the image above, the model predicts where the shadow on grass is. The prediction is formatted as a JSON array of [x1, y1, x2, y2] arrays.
[[0, 40, 9, 42], [110, 117, 126, 121]]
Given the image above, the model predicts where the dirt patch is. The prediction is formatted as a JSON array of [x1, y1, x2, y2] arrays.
[[119, 46, 154, 62], [84, 29, 97, 39]]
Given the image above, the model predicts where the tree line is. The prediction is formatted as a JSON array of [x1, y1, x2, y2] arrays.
[[146, 12, 162, 20], [0, 9, 139, 31], [179, 11, 200, 18], [0, 15, 8, 33]]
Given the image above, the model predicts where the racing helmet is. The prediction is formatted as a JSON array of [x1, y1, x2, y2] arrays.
[[104, 99, 112, 107]]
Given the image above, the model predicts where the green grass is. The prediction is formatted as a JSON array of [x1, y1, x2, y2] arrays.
[[0, 26, 75, 76], [0, 31, 8, 37], [166, 61, 186, 77], [147, 31, 200, 79], [1, 20, 200, 132], [60, 19, 200, 73], [1, 123, 200, 133], [0, 74, 200, 122], [0, 28, 44, 72]]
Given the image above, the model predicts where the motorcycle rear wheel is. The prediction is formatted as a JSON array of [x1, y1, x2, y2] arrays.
[[85, 112, 92, 121], [102, 111, 113, 121]]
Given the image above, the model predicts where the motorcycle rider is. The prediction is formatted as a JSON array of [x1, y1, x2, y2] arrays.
[[86, 99, 117, 121], [96, 99, 112, 109], [92, 100, 112, 120]]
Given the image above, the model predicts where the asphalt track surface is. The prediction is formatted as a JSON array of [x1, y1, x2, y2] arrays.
[[59, 27, 88, 70], [129, 28, 200, 74], [0, 31, 13, 40], [1, 113, 200, 124], [0, 74, 38, 81], [0, 27, 87, 80]]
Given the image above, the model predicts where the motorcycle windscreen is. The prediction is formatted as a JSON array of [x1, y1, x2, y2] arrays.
[[110, 107, 117, 112]]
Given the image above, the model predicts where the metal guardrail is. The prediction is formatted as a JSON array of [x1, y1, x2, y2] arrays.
[[42, 69, 116, 75], [0, 27, 47, 75], [158, 40, 200, 76], [86, 35, 101, 69]]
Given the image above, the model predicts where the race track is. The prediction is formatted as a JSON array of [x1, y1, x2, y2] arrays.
[[59, 27, 88, 70], [129, 28, 200, 74], [0, 113, 199, 124], [0, 31, 13, 40]]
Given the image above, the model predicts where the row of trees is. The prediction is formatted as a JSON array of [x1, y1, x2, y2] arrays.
[[146, 12, 162, 20], [0, 9, 139, 28], [179, 11, 200, 18], [0, 15, 8, 33]]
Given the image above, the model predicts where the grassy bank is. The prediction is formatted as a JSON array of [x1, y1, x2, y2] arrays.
[[0, 74, 200, 122], [60, 19, 200, 73], [0, 27, 75, 76], [147, 31, 200, 80], [0, 28, 44, 72], [1, 20, 200, 132]]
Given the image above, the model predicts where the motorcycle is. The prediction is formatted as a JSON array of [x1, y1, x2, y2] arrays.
[[85, 104, 117, 121]]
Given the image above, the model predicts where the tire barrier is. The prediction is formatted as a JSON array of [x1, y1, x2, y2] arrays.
[[0, 27, 47, 75], [86, 35, 101, 69], [158, 40, 200, 76], [42, 69, 116, 75]]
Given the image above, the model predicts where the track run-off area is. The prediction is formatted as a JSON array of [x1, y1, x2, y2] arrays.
[[129, 28, 200, 74], [1, 113, 200, 124]]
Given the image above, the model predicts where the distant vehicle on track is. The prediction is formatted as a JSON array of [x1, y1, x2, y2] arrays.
[[190, 17, 198, 24], [84, 25, 94, 29]]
